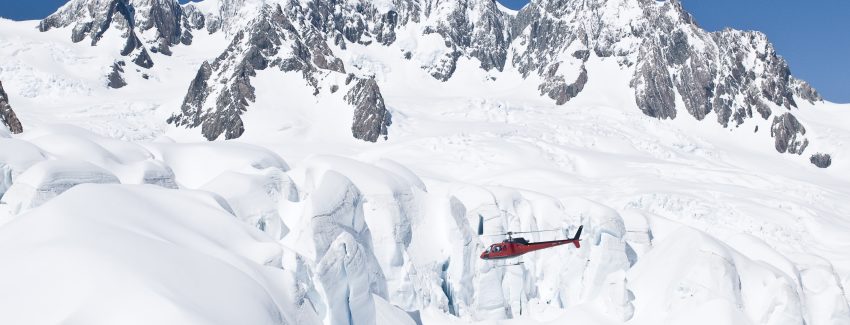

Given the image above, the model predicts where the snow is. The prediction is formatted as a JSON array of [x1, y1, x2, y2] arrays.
[[1, 160, 120, 215], [1, 5, 850, 325], [0, 184, 320, 325]]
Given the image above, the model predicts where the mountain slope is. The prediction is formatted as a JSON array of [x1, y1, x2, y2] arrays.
[[31, 0, 834, 166]]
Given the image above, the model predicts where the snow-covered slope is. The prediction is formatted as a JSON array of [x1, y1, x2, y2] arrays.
[[1, 0, 849, 324], [15, 0, 836, 164]]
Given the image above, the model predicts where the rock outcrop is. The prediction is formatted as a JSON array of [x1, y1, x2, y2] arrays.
[[771, 113, 808, 155], [810, 153, 832, 168], [106, 61, 128, 88], [345, 76, 391, 142], [0, 81, 23, 134]]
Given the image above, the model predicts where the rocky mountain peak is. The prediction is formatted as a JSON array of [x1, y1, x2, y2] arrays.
[[167, 2, 391, 142], [35, 0, 828, 163], [39, 0, 196, 80]]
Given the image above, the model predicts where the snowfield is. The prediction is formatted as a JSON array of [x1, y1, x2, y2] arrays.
[[1, 8, 850, 325]]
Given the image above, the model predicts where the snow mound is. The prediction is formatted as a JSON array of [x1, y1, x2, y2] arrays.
[[1, 160, 119, 215], [28, 133, 178, 188], [628, 227, 810, 325], [0, 138, 47, 198], [201, 167, 298, 239], [144, 141, 290, 188], [0, 184, 321, 325]]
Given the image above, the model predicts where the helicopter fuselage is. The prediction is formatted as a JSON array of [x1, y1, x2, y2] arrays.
[[479, 238, 580, 260]]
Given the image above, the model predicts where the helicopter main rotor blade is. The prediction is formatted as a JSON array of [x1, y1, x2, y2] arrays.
[[480, 228, 564, 237], [508, 229, 562, 235]]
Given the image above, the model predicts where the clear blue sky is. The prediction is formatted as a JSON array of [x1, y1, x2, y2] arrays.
[[1, 0, 846, 103]]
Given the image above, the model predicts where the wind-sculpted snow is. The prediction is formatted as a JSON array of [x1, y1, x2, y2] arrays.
[[26, 131, 178, 188], [202, 168, 298, 239], [0, 185, 322, 325], [143, 139, 289, 188], [0, 139, 47, 199], [628, 228, 816, 324], [1, 160, 120, 215]]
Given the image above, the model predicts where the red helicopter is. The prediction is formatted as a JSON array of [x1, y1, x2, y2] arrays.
[[479, 225, 583, 261]]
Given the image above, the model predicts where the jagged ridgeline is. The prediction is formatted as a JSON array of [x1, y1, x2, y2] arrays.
[[38, 0, 831, 166]]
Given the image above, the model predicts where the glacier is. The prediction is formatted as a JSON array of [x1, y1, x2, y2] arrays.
[[0, 0, 849, 324]]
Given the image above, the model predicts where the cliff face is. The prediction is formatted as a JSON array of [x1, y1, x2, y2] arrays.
[[0, 81, 24, 135]]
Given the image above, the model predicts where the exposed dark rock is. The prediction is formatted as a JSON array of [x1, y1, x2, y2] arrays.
[[0, 81, 24, 134], [106, 61, 128, 88], [540, 66, 588, 105], [345, 77, 392, 142], [809, 153, 832, 168], [182, 4, 206, 30], [132, 48, 155, 68], [771, 113, 808, 155], [168, 61, 212, 129], [632, 45, 677, 119]]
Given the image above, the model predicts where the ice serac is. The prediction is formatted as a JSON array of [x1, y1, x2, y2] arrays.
[[0, 81, 23, 134], [298, 171, 389, 325], [169, 2, 392, 142]]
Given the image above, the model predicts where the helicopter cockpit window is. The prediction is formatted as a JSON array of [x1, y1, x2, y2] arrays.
[[493, 245, 502, 252]]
